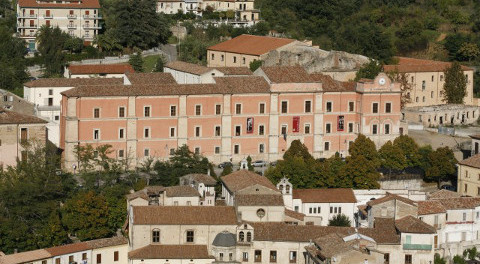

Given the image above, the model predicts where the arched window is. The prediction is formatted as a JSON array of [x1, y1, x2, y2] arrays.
[[239, 231, 245, 242], [286, 185, 290, 194], [152, 229, 160, 243], [279, 184, 284, 192], [247, 232, 252, 242]]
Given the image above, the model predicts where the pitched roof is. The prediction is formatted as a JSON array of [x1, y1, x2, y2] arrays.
[[428, 189, 461, 200], [128, 245, 213, 259], [221, 170, 278, 192], [180, 173, 217, 185], [85, 236, 128, 249], [395, 215, 436, 234], [383, 57, 473, 73], [0, 249, 50, 264], [45, 242, 90, 256], [235, 194, 284, 206], [165, 185, 200, 197], [367, 193, 417, 207], [284, 209, 305, 221], [62, 76, 270, 97], [126, 186, 165, 201], [359, 218, 400, 244], [459, 154, 480, 169], [24, 77, 123, 88], [208, 34, 296, 56], [68, 63, 135, 75], [18, 0, 100, 8], [261, 66, 316, 83], [126, 72, 177, 85], [292, 189, 357, 203], [437, 197, 480, 210], [417, 200, 446, 215], [165, 61, 213, 75], [250, 222, 355, 242], [470, 134, 480, 140], [132, 206, 238, 225], [214, 67, 252, 75], [311, 233, 362, 259], [0, 110, 47, 125], [309, 73, 356, 92]]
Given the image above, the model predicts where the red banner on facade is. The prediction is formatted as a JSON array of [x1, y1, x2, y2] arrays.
[[293, 116, 300, 132]]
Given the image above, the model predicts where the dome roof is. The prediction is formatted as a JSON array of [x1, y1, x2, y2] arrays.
[[212, 231, 236, 247]]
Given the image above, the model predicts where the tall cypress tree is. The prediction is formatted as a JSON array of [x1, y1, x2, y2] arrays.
[[442, 62, 467, 104], [36, 26, 68, 77]]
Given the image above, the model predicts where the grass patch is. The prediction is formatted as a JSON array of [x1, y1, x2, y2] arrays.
[[143, 55, 160, 72]]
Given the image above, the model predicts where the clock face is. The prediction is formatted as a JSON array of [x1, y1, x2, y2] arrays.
[[379, 78, 386, 85]]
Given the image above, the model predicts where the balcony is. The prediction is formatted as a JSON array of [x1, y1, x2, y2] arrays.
[[18, 24, 38, 29], [67, 14, 77, 19], [17, 14, 37, 18], [67, 24, 77, 29], [403, 244, 432, 250], [82, 24, 101, 29], [43, 14, 53, 19], [83, 15, 102, 19]]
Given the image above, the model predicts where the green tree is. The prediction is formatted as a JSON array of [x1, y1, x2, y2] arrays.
[[246, 155, 254, 171], [38, 210, 69, 248], [453, 255, 466, 264], [379, 141, 407, 174], [343, 134, 381, 189], [36, 26, 68, 77], [418, 145, 433, 174], [63, 37, 83, 53], [221, 164, 233, 176], [425, 147, 457, 188], [94, 32, 122, 53], [463, 247, 478, 260], [154, 55, 167, 72], [250, 60, 263, 72], [283, 140, 314, 161], [328, 214, 351, 227], [442, 62, 467, 104], [458, 43, 480, 62], [62, 191, 112, 241], [0, 25, 29, 94], [387, 70, 413, 108], [354, 60, 382, 81], [395, 19, 428, 54], [434, 254, 446, 264], [318, 153, 345, 188], [393, 135, 421, 168], [129, 52, 144, 72]]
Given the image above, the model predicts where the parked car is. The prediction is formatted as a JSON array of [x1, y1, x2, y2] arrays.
[[441, 184, 456, 191], [218, 162, 233, 168], [252, 160, 267, 167]]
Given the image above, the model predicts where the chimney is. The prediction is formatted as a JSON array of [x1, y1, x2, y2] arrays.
[[207, 169, 210, 176]]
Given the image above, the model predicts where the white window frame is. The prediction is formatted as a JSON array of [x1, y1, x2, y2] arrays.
[[195, 104, 202, 116], [93, 129, 100, 140], [325, 123, 331, 134], [169, 127, 176, 138], [304, 123, 311, 134], [259, 102, 266, 114], [215, 104, 222, 115], [117, 149, 125, 159], [214, 146, 220, 154], [259, 143, 265, 153], [119, 128, 125, 139], [235, 125, 242, 136], [258, 124, 265, 135], [348, 122, 354, 133], [384, 123, 390, 135], [195, 126, 201, 137], [372, 102, 379, 114], [324, 141, 330, 151], [326, 101, 333, 112], [281, 124, 288, 135], [93, 107, 100, 118], [281, 100, 289, 114], [372, 124, 378, 135], [170, 105, 177, 117], [144, 105, 151, 117], [144, 148, 150, 157], [214, 125, 221, 137], [144, 127, 151, 138], [233, 144, 240, 154], [235, 103, 242, 115], [304, 100, 312, 113], [348, 101, 355, 112]]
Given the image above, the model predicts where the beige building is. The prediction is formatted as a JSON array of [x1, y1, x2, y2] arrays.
[[0, 110, 47, 168], [126, 185, 202, 207], [207, 35, 305, 67], [179, 173, 217, 206], [17, 0, 102, 51], [164, 61, 252, 84], [0, 89, 35, 116], [458, 154, 480, 197], [383, 57, 474, 107], [403, 104, 479, 127], [64, 63, 135, 78]]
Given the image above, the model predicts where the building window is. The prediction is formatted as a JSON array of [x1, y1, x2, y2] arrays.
[[372, 103, 378, 113], [233, 56, 237, 63], [119, 107, 125, 117], [243, 252, 248, 261], [405, 254, 412, 264], [326, 102, 332, 112], [195, 126, 201, 137], [48, 97, 53, 106], [94, 108, 100, 118], [304, 124, 310, 134], [259, 144, 264, 153], [170, 148, 175, 155], [221, 55, 224, 61], [119, 128, 124, 139], [349, 101, 354, 112], [348, 123, 353, 133], [440, 75, 444, 81], [97, 254, 102, 264], [385, 103, 391, 113], [324, 142, 330, 151], [463, 212, 467, 221], [384, 254, 389, 264], [144, 128, 150, 138], [195, 105, 201, 116], [94, 129, 100, 140], [422, 96, 425, 102], [259, 125, 265, 135], [215, 104, 221, 115], [219, 253, 224, 261], [431, 91, 434, 98], [254, 250, 262, 262], [281, 125, 287, 135], [234, 144, 240, 154], [235, 125, 241, 136], [211, 53, 214, 60], [242, 57, 246, 64], [118, 149, 124, 159], [465, 184, 468, 193], [385, 124, 390, 135], [69, 256, 74, 263], [170, 127, 175, 137], [215, 146, 220, 154], [289, 251, 297, 263], [152, 229, 160, 243], [326, 123, 331, 134], [194, 147, 200, 155], [236, 103, 242, 114], [304, 101, 311, 113], [144, 148, 150, 157], [55, 115, 59, 121], [270, 251, 277, 262], [372, 124, 378, 135], [281, 101, 288, 113], [186, 230, 194, 242], [114, 251, 119, 261], [170, 105, 176, 116], [144, 106, 151, 117], [259, 103, 265, 114], [422, 80, 426, 90], [215, 126, 221, 136], [416, 97, 419, 102]]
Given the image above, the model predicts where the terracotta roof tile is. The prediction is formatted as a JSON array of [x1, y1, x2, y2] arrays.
[[208, 34, 296, 56], [383, 57, 473, 73], [0, 249, 50, 264], [311, 233, 360, 259], [45, 242, 90, 256], [180, 173, 217, 185], [213, 76, 270, 91], [261, 66, 316, 83], [165, 185, 200, 197], [428, 189, 461, 200], [417, 201, 446, 215], [126, 72, 176, 85], [128, 245, 213, 259], [214, 67, 252, 75], [132, 206, 238, 225], [68, 63, 134, 75], [284, 209, 305, 221], [24, 78, 123, 88], [126, 186, 165, 201], [459, 154, 480, 169], [395, 215, 436, 234], [221, 170, 278, 192], [309, 73, 356, 92], [235, 194, 284, 206], [165, 61, 213, 75], [292, 189, 357, 203], [85, 236, 128, 249], [0, 110, 47, 124], [250, 222, 355, 242], [470, 134, 480, 140], [367, 193, 417, 207], [437, 197, 480, 210], [358, 218, 400, 244], [18, 0, 100, 8]]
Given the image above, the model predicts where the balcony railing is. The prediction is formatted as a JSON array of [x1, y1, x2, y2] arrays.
[[18, 24, 38, 29], [67, 24, 77, 29], [43, 14, 53, 18], [17, 14, 37, 18], [82, 24, 101, 29], [67, 14, 77, 19], [83, 15, 102, 19], [403, 244, 432, 250]]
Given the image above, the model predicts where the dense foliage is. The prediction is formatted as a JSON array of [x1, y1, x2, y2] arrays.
[[0, 25, 29, 95], [328, 214, 352, 227], [442, 62, 467, 104]]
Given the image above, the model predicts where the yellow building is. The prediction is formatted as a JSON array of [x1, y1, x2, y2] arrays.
[[17, 0, 102, 51], [458, 154, 480, 196]]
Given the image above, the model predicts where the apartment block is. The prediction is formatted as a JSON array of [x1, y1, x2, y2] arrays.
[[458, 154, 480, 197], [17, 0, 102, 51]]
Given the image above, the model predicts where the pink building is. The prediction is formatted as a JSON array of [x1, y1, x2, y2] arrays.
[[60, 67, 403, 170]]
